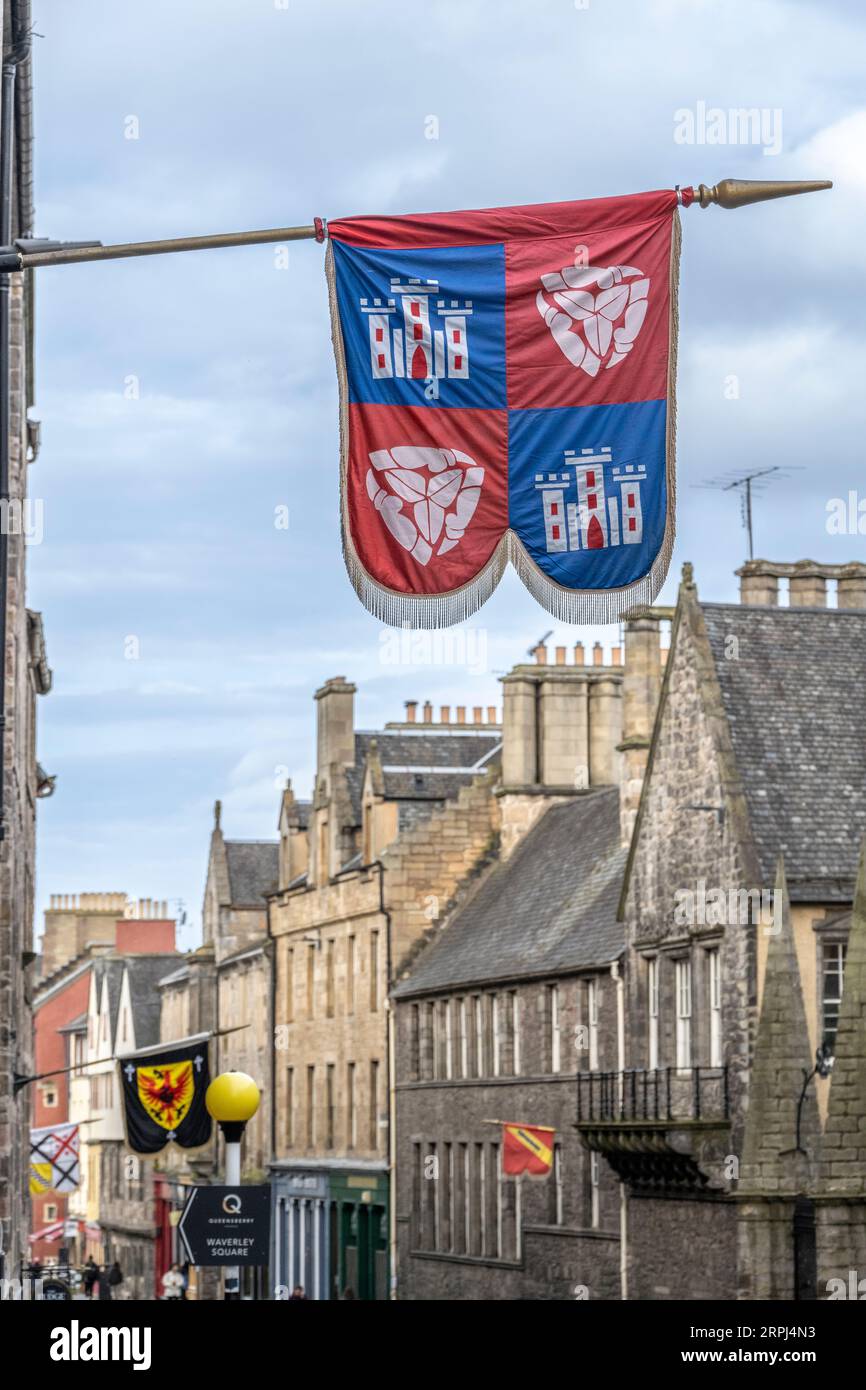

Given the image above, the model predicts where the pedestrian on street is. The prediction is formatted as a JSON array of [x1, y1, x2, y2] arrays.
[[108, 1261, 124, 1295], [288, 1285, 307, 1301], [83, 1257, 98, 1298], [97, 1265, 113, 1301], [162, 1264, 185, 1300]]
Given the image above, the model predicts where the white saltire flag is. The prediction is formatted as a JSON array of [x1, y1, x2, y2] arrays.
[[29, 1121, 80, 1194]]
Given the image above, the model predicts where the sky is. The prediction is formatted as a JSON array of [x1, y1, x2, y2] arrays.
[[27, 0, 866, 949]]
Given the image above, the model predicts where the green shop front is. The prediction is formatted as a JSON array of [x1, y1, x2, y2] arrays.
[[271, 1161, 388, 1300]]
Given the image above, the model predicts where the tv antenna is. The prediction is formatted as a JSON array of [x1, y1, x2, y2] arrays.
[[693, 465, 801, 560]]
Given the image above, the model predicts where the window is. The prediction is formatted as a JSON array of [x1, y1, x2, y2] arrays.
[[45, 1202, 58, 1222], [318, 817, 329, 883], [822, 941, 847, 1051], [305, 1065, 315, 1147], [284, 946, 294, 1023], [444, 999, 453, 1080], [346, 1062, 357, 1149], [326, 940, 335, 1018], [511, 991, 521, 1075], [494, 1143, 503, 1257], [647, 958, 659, 1070], [42, 1083, 58, 1108], [462, 1143, 471, 1254], [411, 1004, 421, 1081], [326, 1064, 335, 1148], [306, 944, 316, 1019], [432, 1142, 441, 1250], [473, 995, 484, 1077], [492, 995, 501, 1077], [346, 935, 355, 1015], [675, 958, 692, 1069], [370, 930, 379, 1012], [458, 998, 469, 1078], [553, 1145, 564, 1226], [549, 984, 561, 1074], [476, 1143, 487, 1256], [445, 1143, 455, 1252], [707, 948, 722, 1067], [590, 1151, 600, 1229], [587, 979, 599, 1071], [369, 1060, 380, 1151], [281, 1067, 293, 1147]]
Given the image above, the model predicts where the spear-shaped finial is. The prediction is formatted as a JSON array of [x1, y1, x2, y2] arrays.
[[690, 178, 832, 209]]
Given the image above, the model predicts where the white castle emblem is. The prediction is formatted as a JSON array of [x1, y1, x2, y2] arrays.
[[360, 278, 471, 388], [535, 447, 645, 552]]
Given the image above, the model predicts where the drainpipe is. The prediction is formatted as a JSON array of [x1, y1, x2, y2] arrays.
[[375, 860, 397, 1300], [0, 11, 30, 839], [610, 957, 627, 1300]]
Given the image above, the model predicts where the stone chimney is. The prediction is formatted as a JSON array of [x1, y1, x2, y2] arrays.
[[838, 563, 866, 609], [737, 561, 779, 606], [405, 700, 418, 723], [788, 561, 826, 608], [618, 614, 663, 844], [314, 677, 356, 782]]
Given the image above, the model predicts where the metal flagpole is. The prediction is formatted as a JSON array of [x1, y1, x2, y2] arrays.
[[0, 176, 832, 835]]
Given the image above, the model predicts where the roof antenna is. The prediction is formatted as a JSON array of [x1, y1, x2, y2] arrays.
[[693, 465, 802, 560], [528, 630, 552, 659]]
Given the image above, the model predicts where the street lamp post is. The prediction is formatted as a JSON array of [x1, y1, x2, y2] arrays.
[[205, 1071, 261, 1302]]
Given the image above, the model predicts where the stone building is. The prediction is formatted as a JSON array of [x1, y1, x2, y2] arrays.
[[32, 896, 177, 1273], [392, 557, 866, 1300], [392, 638, 643, 1300], [269, 679, 502, 1300], [155, 804, 278, 1297], [61, 934, 180, 1298], [0, 2, 54, 1283]]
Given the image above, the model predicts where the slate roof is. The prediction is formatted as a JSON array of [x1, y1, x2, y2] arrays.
[[225, 841, 279, 905], [702, 602, 866, 902], [124, 955, 182, 1048], [394, 787, 626, 997], [346, 729, 501, 822]]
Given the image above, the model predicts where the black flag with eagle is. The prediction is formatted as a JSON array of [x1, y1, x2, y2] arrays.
[[118, 1034, 212, 1155]]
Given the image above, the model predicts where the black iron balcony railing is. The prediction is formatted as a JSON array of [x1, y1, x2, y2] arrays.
[[576, 1066, 729, 1125]]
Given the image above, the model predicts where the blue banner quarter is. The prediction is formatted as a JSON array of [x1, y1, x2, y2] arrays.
[[326, 189, 682, 625]]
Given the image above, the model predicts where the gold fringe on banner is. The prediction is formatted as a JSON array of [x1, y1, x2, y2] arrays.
[[325, 211, 681, 628]]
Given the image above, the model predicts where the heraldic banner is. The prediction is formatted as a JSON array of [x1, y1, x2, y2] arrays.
[[118, 1035, 212, 1156], [326, 188, 682, 626], [30, 1121, 80, 1195], [501, 1122, 556, 1178]]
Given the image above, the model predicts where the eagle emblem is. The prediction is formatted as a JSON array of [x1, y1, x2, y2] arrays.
[[136, 1061, 194, 1132]]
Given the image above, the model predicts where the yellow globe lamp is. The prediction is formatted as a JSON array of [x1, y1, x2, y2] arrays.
[[206, 1070, 260, 1125]]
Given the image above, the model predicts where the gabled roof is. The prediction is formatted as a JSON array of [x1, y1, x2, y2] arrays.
[[224, 841, 279, 906], [702, 602, 866, 901], [393, 787, 626, 997], [123, 955, 182, 1049]]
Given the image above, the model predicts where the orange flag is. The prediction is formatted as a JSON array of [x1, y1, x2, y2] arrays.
[[502, 1123, 555, 1178]]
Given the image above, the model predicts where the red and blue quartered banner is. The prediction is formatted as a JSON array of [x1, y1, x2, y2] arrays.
[[326, 189, 683, 626]]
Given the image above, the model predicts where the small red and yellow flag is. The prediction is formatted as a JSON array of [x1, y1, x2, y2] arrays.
[[501, 1123, 555, 1178]]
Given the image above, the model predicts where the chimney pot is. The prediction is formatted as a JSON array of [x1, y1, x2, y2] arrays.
[[456, 706, 466, 724], [574, 642, 585, 665], [533, 644, 547, 664], [473, 707, 483, 724], [405, 700, 418, 724], [612, 645, 622, 665], [487, 706, 497, 723], [423, 701, 433, 723], [593, 642, 603, 666], [555, 645, 566, 665], [441, 705, 451, 723]]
